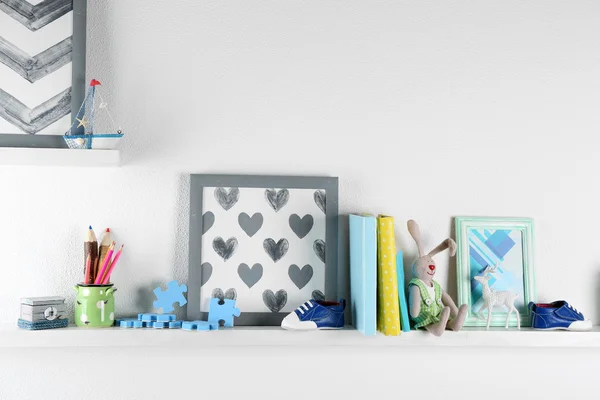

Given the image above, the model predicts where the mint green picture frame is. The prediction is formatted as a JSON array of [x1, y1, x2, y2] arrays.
[[455, 217, 536, 328]]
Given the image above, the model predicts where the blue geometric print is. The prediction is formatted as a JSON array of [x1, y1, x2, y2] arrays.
[[468, 228, 519, 310], [485, 230, 516, 259]]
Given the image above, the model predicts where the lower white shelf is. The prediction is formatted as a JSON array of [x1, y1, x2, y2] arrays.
[[1, 325, 598, 349], [0, 148, 120, 167]]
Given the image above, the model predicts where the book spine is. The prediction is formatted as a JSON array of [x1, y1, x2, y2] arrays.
[[396, 251, 411, 332], [377, 215, 401, 336], [349, 215, 377, 336]]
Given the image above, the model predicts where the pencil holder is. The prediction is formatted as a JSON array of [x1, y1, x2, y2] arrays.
[[74, 284, 117, 327]]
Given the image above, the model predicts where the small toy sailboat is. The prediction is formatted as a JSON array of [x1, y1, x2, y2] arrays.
[[64, 79, 124, 149]]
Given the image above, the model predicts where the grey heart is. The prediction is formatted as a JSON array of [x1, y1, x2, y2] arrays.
[[238, 263, 263, 288], [288, 264, 314, 289], [200, 262, 213, 286], [213, 237, 238, 261], [202, 212, 215, 234], [262, 289, 287, 312], [214, 187, 240, 211], [289, 214, 314, 239], [312, 290, 325, 301], [263, 238, 289, 263], [265, 189, 289, 212], [212, 288, 237, 301], [313, 239, 326, 263], [238, 212, 263, 237], [314, 190, 326, 214]]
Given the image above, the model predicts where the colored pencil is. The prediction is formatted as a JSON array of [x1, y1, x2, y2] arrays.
[[102, 244, 124, 284], [84, 226, 98, 279], [84, 254, 92, 284], [95, 241, 115, 284], [96, 228, 113, 279]]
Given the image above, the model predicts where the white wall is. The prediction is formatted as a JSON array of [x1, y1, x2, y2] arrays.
[[1, 1, 600, 399]]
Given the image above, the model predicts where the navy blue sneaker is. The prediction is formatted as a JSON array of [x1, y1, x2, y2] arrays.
[[281, 299, 345, 330], [529, 301, 592, 331]]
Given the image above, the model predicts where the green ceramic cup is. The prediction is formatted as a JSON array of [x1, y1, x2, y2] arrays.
[[74, 283, 117, 327]]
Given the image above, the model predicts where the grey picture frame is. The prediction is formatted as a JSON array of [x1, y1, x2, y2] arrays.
[[188, 174, 339, 326], [0, 0, 87, 148]]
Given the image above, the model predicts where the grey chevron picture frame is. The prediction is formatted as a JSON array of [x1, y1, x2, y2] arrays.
[[0, 0, 86, 148]]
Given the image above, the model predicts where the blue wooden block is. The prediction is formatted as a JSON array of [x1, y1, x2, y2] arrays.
[[140, 313, 176, 322], [208, 298, 241, 327], [182, 321, 218, 331]]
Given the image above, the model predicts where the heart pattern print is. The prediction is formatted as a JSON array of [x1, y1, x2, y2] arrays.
[[263, 238, 289, 262], [200, 187, 327, 314], [215, 187, 240, 211], [265, 189, 289, 212]]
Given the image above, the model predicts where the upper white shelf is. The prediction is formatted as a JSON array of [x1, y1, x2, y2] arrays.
[[0, 148, 120, 167], [1, 325, 598, 349]]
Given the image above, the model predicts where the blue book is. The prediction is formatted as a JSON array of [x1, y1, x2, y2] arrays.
[[396, 251, 411, 332], [349, 214, 377, 336]]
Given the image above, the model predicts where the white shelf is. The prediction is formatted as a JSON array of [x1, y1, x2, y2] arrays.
[[1, 325, 599, 349], [0, 148, 120, 167]]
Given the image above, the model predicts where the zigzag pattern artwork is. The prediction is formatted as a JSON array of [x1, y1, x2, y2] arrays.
[[0, 0, 75, 134], [0, 0, 72, 31], [0, 87, 71, 134], [0, 37, 72, 83]]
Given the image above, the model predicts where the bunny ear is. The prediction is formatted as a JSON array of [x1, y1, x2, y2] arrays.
[[428, 238, 457, 258], [407, 220, 425, 257]]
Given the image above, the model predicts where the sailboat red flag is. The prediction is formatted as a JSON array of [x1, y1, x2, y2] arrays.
[[90, 79, 102, 86]]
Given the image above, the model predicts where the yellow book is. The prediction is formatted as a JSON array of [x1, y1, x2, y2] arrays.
[[377, 215, 401, 336]]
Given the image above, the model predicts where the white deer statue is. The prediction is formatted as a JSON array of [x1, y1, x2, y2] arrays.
[[473, 263, 520, 330]]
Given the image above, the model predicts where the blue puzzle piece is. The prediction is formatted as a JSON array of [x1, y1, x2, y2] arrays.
[[208, 298, 241, 328], [140, 313, 176, 322], [116, 318, 137, 328], [117, 318, 151, 328], [153, 280, 187, 313], [152, 320, 183, 329], [182, 321, 219, 331]]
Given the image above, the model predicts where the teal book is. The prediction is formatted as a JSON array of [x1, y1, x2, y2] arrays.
[[396, 251, 411, 332], [349, 214, 377, 336]]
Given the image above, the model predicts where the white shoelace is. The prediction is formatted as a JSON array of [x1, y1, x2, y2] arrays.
[[568, 304, 580, 314], [296, 301, 314, 315]]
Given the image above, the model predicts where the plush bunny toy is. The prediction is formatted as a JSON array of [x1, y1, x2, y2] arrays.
[[407, 220, 468, 336]]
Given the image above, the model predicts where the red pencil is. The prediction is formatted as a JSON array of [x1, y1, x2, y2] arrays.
[[84, 254, 92, 284], [102, 244, 124, 284]]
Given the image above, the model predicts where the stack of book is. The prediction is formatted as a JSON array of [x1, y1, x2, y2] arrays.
[[349, 214, 411, 336]]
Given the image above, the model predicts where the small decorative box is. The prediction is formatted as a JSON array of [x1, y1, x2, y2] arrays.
[[18, 296, 68, 330]]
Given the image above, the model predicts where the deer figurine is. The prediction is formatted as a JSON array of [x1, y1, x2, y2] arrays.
[[473, 263, 520, 330]]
